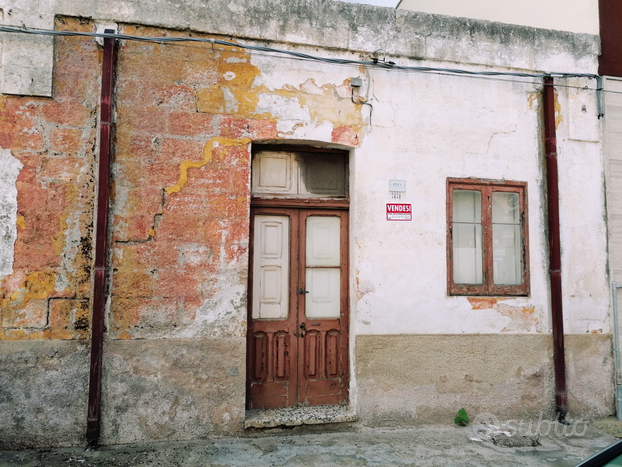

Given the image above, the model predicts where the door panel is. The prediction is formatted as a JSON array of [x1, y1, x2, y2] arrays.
[[249, 326, 295, 409], [296, 210, 348, 407], [305, 215, 341, 320], [252, 216, 290, 320], [248, 208, 348, 410]]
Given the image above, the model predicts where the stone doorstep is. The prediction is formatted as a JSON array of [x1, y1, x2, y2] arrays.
[[245, 404, 357, 429]]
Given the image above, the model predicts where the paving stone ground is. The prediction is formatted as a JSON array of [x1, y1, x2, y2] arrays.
[[1, 419, 621, 467]]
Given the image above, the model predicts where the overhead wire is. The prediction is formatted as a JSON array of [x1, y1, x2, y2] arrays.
[[0, 24, 614, 115], [0, 25, 601, 80]]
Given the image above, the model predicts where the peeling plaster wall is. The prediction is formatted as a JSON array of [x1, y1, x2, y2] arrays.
[[0, 1, 612, 447]]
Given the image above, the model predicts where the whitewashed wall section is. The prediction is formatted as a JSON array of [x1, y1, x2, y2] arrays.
[[0, 148, 23, 279]]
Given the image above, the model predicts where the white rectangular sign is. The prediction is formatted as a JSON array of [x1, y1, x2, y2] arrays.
[[389, 180, 406, 192]]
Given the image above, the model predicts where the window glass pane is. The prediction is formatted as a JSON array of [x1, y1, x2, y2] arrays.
[[493, 224, 522, 285], [453, 223, 483, 284], [453, 190, 482, 284], [306, 216, 340, 267], [298, 152, 347, 196], [305, 268, 341, 318], [492, 192, 522, 285], [492, 192, 519, 224], [453, 190, 482, 223]]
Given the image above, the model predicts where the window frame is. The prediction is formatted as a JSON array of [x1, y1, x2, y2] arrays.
[[447, 178, 530, 296]]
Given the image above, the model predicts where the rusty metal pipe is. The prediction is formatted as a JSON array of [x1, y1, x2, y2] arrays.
[[87, 30, 117, 446], [543, 76, 568, 421]]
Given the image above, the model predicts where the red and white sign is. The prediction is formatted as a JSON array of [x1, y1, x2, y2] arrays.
[[386, 203, 412, 221]]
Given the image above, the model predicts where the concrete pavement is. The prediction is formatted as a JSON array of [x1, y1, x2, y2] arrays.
[[0, 420, 619, 466]]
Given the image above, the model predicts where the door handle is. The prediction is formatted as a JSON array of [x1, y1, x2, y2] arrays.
[[299, 322, 306, 338], [297, 288, 309, 294]]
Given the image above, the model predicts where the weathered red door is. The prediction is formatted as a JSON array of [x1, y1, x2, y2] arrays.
[[247, 207, 349, 409]]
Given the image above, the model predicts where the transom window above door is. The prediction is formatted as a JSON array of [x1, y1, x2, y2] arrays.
[[252, 147, 348, 198], [447, 178, 530, 296]]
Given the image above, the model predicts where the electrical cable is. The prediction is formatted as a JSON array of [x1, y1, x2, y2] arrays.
[[1, 24, 614, 116], [0, 25, 601, 81], [351, 87, 373, 129]]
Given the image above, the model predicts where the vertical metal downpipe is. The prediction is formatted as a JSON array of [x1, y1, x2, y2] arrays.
[[543, 76, 568, 421], [87, 30, 117, 447]]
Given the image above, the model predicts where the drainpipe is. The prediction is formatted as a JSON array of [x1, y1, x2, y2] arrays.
[[612, 283, 622, 420], [87, 30, 117, 447], [543, 76, 568, 422]]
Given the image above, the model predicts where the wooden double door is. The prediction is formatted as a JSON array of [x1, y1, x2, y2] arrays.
[[247, 206, 349, 409]]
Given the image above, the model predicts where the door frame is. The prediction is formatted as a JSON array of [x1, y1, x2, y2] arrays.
[[246, 198, 350, 409]]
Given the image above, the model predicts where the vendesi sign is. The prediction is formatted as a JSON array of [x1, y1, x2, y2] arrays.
[[386, 203, 412, 221]]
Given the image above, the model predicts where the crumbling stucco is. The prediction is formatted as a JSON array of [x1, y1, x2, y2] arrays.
[[99, 338, 245, 445], [0, 340, 89, 449]]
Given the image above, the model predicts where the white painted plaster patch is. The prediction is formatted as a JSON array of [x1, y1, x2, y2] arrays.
[[222, 87, 238, 113], [223, 71, 236, 81], [256, 93, 310, 121], [225, 57, 247, 63], [193, 282, 246, 336], [0, 149, 23, 281], [55, 207, 81, 293], [175, 244, 210, 266], [286, 121, 334, 142], [112, 179, 131, 239]]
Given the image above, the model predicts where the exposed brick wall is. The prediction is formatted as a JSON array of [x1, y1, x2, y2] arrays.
[[0, 17, 361, 343], [1, 13, 365, 347], [109, 24, 265, 340], [0, 18, 100, 340]]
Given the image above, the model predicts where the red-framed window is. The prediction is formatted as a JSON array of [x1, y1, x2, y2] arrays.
[[447, 178, 529, 296]]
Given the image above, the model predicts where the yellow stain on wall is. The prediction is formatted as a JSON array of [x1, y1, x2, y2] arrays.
[[297, 79, 363, 126], [527, 93, 538, 110], [0, 329, 46, 341], [1, 271, 56, 340], [554, 89, 563, 129], [196, 54, 262, 116], [8, 271, 56, 304], [165, 137, 251, 194], [527, 89, 563, 128], [16, 215, 25, 230], [195, 47, 365, 130]]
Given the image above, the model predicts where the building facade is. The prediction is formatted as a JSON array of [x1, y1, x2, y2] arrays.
[[0, 0, 613, 448]]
